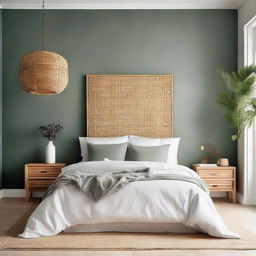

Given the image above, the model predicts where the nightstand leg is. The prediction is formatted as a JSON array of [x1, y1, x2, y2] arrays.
[[232, 191, 236, 203], [228, 192, 232, 201], [228, 191, 236, 203], [25, 190, 31, 201]]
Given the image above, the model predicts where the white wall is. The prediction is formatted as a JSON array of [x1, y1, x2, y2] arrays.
[[238, 0, 256, 68], [237, 0, 256, 198]]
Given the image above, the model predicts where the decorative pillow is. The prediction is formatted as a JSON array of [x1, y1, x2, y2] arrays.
[[128, 135, 180, 166], [79, 136, 128, 161], [126, 144, 170, 162], [87, 142, 128, 161]]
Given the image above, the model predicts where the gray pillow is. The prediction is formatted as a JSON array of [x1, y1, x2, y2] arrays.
[[126, 144, 170, 162], [87, 142, 128, 161]]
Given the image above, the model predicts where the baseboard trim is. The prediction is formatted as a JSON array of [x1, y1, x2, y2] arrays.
[[0, 189, 45, 198], [237, 191, 256, 205], [210, 192, 226, 197], [1, 189, 26, 197]]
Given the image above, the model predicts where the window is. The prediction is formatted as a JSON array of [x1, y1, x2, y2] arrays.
[[242, 15, 256, 205], [244, 16, 256, 65]]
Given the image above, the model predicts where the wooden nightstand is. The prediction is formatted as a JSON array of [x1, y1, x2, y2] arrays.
[[25, 163, 65, 201], [192, 164, 236, 203]]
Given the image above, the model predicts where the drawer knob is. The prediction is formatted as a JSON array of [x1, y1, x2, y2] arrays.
[[212, 185, 218, 187], [40, 170, 47, 173]]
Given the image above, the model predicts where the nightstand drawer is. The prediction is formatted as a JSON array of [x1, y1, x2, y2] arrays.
[[198, 169, 233, 179], [25, 163, 65, 200], [28, 167, 61, 178], [192, 164, 236, 202], [207, 184, 232, 190], [205, 180, 233, 190], [29, 179, 54, 188]]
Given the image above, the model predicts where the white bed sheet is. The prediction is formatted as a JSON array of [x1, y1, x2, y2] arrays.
[[19, 161, 240, 239]]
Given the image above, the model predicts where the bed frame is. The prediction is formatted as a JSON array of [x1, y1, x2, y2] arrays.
[[86, 74, 173, 138]]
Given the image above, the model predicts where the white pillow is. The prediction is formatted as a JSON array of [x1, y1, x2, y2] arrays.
[[79, 136, 128, 161], [128, 135, 180, 166]]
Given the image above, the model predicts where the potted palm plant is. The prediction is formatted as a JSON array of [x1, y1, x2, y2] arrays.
[[218, 65, 256, 141]]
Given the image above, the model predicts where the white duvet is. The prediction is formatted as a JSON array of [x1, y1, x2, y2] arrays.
[[19, 161, 240, 239]]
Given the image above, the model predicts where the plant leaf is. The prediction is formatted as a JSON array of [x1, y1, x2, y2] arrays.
[[217, 65, 256, 140]]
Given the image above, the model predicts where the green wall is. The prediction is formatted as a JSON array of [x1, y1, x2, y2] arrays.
[[2, 10, 237, 188], [0, 10, 2, 189]]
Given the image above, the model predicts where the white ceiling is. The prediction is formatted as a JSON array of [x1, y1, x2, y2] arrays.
[[0, 0, 246, 9]]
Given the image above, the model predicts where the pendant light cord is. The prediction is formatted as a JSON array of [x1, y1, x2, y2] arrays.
[[42, 0, 46, 51]]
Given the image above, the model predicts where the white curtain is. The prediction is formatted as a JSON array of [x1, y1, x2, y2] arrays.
[[241, 122, 256, 204], [239, 15, 256, 204]]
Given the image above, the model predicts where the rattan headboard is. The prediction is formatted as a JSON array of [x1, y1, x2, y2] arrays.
[[86, 74, 173, 138]]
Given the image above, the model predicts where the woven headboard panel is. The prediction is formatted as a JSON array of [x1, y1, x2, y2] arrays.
[[86, 74, 173, 137]]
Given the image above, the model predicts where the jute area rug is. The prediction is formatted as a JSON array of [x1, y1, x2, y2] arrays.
[[0, 201, 255, 250]]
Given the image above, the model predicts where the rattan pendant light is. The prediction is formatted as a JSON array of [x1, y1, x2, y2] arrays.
[[19, 0, 68, 95]]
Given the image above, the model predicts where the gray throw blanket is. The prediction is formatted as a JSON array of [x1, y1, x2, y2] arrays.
[[44, 164, 208, 201]]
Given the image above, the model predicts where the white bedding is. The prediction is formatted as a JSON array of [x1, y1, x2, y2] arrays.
[[19, 161, 240, 239]]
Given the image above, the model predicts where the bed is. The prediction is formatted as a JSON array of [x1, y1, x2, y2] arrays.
[[19, 75, 239, 239]]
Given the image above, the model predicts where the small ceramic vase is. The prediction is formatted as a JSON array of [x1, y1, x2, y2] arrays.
[[45, 141, 56, 164], [217, 158, 229, 166]]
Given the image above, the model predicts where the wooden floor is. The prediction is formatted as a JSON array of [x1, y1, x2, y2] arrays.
[[0, 198, 255, 256]]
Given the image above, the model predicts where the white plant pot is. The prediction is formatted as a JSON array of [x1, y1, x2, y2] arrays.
[[45, 141, 56, 164]]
